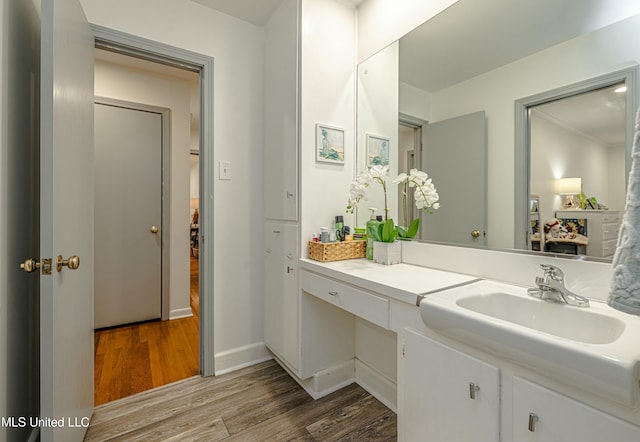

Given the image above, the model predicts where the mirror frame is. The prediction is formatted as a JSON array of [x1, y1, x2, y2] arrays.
[[514, 65, 639, 251]]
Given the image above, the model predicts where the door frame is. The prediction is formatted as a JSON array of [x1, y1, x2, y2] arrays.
[[514, 65, 639, 250], [93, 25, 215, 376], [94, 97, 171, 322]]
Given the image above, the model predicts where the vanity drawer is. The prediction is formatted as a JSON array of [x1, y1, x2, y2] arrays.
[[301, 271, 390, 329], [602, 223, 620, 241], [602, 213, 621, 224], [602, 239, 618, 257]]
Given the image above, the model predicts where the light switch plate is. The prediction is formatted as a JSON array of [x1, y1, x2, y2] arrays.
[[219, 161, 231, 180]]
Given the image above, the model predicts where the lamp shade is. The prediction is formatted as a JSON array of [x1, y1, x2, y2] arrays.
[[190, 198, 199, 209], [557, 177, 582, 195]]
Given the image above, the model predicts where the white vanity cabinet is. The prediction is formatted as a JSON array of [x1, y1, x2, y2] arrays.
[[403, 327, 640, 442], [513, 377, 640, 442], [403, 329, 500, 442], [299, 269, 391, 379], [264, 223, 299, 370]]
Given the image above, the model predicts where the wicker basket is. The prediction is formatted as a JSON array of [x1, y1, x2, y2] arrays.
[[308, 240, 366, 262]]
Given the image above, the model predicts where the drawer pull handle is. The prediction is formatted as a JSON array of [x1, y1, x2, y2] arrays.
[[528, 413, 539, 432], [328, 290, 338, 296], [469, 383, 480, 400]]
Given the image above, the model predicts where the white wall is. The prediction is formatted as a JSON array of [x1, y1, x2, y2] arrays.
[[609, 144, 627, 211], [356, 41, 399, 225], [80, 0, 265, 371], [300, 0, 357, 250], [94, 58, 194, 318], [428, 14, 640, 248], [531, 111, 616, 223], [357, 0, 459, 62], [399, 81, 431, 121]]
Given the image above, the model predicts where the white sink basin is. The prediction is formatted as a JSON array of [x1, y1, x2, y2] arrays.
[[457, 292, 625, 344], [420, 280, 640, 406]]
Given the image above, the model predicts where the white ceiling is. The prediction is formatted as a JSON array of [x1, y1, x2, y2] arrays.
[[399, 0, 640, 93], [191, 0, 365, 26], [534, 84, 627, 147], [398, 0, 638, 147]]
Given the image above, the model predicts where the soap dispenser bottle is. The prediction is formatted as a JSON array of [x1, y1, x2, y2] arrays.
[[366, 208, 379, 260]]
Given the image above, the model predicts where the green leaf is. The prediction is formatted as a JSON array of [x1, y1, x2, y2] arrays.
[[407, 218, 420, 238], [367, 223, 381, 242], [397, 226, 407, 238], [381, 219, 397, 242]]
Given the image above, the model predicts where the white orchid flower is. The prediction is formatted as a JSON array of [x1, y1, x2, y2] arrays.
[[393, 173, 409, 184], [369, 165, 389, 179]]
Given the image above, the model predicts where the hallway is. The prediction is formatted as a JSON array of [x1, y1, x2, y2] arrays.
[[93, 258, 199, 405]]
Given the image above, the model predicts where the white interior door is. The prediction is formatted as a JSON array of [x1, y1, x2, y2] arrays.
[[421, 111, 487, 245], [94, 102, 163, 328], [40, 0, 94, 440]]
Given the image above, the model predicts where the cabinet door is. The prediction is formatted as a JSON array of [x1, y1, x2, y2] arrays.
[[513, 377, 640, 442], [264, 223, 299, 370], [264, 0, 298, 221], [403, 329, 500, 442]]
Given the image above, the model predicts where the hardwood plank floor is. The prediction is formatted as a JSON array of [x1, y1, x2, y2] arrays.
[[85, 360, 397, 441], [94, 258, 200, 405]]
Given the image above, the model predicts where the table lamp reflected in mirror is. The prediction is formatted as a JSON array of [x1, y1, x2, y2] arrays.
[[558, 178, 582, 210]]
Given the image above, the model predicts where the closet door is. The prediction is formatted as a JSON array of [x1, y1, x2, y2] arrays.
[[94, 102, 163, 328]]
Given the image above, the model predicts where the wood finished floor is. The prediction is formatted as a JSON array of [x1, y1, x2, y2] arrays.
[[94, 258, 200, 405], [85, 360, 397, 441]]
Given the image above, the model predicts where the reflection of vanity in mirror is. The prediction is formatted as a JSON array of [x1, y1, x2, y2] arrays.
[[356, 0, 640, 262]]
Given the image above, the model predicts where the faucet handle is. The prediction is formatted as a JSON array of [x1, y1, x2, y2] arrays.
[[540, 264, 564, 281]]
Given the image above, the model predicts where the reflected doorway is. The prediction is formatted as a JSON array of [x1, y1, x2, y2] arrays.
[[529, 83, 626, 257], [92, 47, 202, 405], [515, 66, 637, 256]]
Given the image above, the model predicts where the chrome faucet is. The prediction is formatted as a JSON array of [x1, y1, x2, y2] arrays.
[[527, 264, 590, 307]]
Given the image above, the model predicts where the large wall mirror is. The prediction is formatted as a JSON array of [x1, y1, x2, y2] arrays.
[[356, 0, 640, 261]]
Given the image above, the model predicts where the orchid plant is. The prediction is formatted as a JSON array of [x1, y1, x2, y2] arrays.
[[347, 165, 439, 241], [393, 169, 440, 239]]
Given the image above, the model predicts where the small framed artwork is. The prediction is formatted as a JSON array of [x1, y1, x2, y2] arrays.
[[366, 134, 390, 166], [316, 124, 345, 164]]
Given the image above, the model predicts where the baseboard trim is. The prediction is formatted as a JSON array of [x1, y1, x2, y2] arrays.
[[355, 359, 397, 412], [169, 308, 193, 320], [274, 357, 355, 400], [214, 342, 273, 375]]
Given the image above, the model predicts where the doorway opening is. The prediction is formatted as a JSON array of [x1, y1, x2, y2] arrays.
[[92, 45, 203, 405], [398, 121, 420, 229], [514, 66, 638, 252]]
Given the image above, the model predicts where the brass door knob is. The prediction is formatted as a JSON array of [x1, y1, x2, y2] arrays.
[[471, 230, 481, 238], [57, 255, 80, 272], [150, 226, 159, 234], [20, 258, 41, 273]]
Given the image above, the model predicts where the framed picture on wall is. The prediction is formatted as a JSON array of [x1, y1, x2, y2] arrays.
[[316, 123, 345, 164], [366, 134, 390, 166]]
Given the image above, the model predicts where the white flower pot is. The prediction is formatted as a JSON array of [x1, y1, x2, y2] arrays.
[[373, 241, 401, 265]]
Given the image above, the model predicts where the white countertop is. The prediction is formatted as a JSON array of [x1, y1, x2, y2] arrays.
[[299, 258, 479, 305]]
